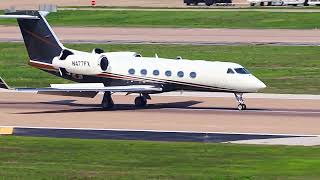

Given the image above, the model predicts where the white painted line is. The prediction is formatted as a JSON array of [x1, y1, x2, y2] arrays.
[[164, 108, 320, 114], [155, 92, 320, 100], [2, 125, 319, 137], [228, 136, 320, 146]]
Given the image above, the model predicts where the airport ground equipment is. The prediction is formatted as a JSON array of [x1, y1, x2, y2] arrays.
[[184, 0, 233, 6], [247, 0, 320, 6]]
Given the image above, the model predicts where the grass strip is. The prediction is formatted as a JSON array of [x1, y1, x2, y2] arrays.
[[1, 10, 320, 29], [0, 136, 320, 179]]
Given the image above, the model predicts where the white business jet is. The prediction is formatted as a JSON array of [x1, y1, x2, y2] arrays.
[[0, 11, 266, 110]]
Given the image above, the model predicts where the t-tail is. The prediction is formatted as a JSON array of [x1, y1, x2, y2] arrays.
[[0, 11, 64, 64]]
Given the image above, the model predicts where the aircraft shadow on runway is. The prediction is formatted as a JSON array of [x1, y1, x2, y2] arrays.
[[8, 99, 319, 115], [11, 99, 262, 114]]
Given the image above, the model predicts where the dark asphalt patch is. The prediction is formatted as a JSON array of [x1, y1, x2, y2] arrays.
[[13, 127, 305, 143]]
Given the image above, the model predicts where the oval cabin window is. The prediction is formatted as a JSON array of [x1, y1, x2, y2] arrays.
[[190, 72, 197, 78], [153, 70, 160, 76], [140, 69, 147, 76], [165, 70, 172, 77], [177, 71, 184, 78], [128, 69, 135, 75]]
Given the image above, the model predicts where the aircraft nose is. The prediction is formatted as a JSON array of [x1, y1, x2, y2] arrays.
[[255, 79, 267, 90]]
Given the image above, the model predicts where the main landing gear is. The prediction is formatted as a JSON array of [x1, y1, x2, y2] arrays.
[[234, 93, 247, 111], [101, 92, 114, 109], [101, 92, 150, 109], [134, 94, 150, 108]]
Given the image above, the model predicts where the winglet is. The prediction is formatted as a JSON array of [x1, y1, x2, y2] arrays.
[[0, 77, 10, 90]]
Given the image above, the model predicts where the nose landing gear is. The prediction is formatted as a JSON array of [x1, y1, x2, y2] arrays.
[[234, 93, 247, 110]]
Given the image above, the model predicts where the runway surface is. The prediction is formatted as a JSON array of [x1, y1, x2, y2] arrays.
[[2, 26, 320, 46], [0, 92, 319, 136]]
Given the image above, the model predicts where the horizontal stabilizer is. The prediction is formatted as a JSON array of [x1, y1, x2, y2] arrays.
[[0, 15, 39, 19]]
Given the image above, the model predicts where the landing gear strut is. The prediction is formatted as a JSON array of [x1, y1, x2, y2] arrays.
[[101, 92, 114, 109], [134, 94, 149, 108], [234, 93, 246, 110]]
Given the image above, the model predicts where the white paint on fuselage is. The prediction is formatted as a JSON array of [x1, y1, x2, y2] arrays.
[[103, 52, 266, 93]]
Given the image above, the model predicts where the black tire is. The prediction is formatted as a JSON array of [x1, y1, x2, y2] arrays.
[[101, 92, 114, 109], [185, 0, 193, 6], [134, 96, 147, 107], [102, 101, 114, 109], [237, 104, 246, 111], [260, 2, 264, 6], [267, 2, 272, 6], [250, 2, 256, 6], [205, 0, 214, 6]]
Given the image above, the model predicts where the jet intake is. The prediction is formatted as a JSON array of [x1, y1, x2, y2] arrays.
[[52, 54, 109, 75]]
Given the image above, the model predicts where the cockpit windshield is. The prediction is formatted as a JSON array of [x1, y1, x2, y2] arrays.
[[234, 68, 250, 74], [227, 68, 235, 74]]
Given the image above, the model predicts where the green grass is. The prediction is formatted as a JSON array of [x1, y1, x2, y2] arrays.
[[0, 42, 319, 94], [1, 10, 320, 29], [0, 136, 320, 179]]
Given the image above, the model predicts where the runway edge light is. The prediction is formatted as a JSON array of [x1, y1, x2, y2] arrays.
[[0, 127, 14, 135]]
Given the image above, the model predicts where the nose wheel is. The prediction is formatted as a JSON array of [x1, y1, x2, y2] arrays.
[[234, 93, 247, 110], [237, 103, 247, 111], [101, 92, 114, 109]]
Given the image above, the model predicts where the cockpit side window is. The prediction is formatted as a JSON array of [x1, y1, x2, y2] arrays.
[[227, 68, 235, 74], [234, 68, 250, 74]]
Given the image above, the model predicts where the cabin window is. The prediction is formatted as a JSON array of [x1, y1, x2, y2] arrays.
[[227, 68, 235, 74], [128, 68, 135, 75], [234, 68, 250, 74], [177, 71, 184, 78], [190, 72, 197, 78], [153, 70, 160, 76], [140, 69, 147, 76], [165, 70, 172, 77]]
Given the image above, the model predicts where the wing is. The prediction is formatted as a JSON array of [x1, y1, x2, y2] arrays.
[[16, 83, 162, 92], [0, 78, 162, 98]]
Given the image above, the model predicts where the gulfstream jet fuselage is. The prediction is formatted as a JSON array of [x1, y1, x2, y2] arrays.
[[0, 11, 266, 110]]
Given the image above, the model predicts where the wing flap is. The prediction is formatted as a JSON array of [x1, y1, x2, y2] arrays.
[[37, 91, 98, 98]]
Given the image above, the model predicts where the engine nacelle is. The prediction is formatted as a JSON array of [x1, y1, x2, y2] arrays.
[[52, 53, 109, 75]]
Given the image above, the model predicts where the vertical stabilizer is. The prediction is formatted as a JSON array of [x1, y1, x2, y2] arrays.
[[3, 11, 63, 64]]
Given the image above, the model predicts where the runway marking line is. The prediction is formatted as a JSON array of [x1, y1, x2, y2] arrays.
[[164, 108, 320, 114], [0, 127, 13, 135]]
